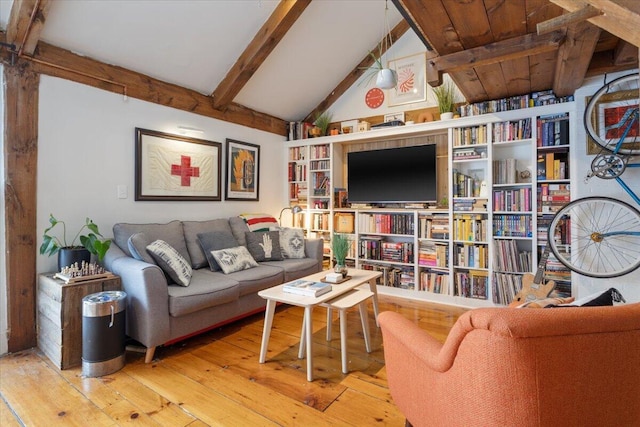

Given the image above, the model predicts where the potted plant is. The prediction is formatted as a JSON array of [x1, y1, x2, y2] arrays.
[[332, 233, 350, 278], [432, 81, 456, 119], [312, 110, 333, 137], [40, 214, 112, 270], [360, 48, 397, 89]]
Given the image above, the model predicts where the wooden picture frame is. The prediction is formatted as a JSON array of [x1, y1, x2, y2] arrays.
[[225, 138, 260, 201], [135, 128, 222, 201], [586, 90, 639, 155], [387, 52, 427, 107]]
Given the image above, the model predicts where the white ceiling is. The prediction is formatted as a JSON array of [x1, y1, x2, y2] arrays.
[[0, 0, 403, 122]]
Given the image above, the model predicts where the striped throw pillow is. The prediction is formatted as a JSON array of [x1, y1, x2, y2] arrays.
[[239, 213, 279, 232]]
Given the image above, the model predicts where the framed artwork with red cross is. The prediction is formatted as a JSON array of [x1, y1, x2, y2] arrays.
[[135, 128, 222, 201]]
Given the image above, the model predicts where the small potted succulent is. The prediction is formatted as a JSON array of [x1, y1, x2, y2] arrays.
[[40, 214, 112, 270], [332, 233, 350, 278]]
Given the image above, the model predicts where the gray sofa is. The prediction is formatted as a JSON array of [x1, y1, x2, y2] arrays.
[[103, 216, 323, 362]]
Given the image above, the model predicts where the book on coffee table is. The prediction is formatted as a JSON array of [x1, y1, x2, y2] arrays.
[[283, 279, 332, 297]]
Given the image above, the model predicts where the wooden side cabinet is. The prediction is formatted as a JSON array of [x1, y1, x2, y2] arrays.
[[37, 273, 122, 369]]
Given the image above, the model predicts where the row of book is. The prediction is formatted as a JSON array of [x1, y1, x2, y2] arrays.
[[287, 162, 306, 182], [288, 146, 306, 161], [536, 151, 569, 180], [453, 214, 488, 242], [493, 117, 532, 142], [359, 237, 414, 263], [537, 183, 570, 213], [452, 125, 488, 146], [288, 182, 307, 201], [418, 270, 451, 294], [492, 158, 518, 185], [492, 214, 533, 238], [418, 241, 448, 268], [452, 170, 484, 198], [492, 272, 523, 305], [537, 114, 569, 147], [310, 144, 330, 159], [418, 215, 450, 239], [493, 187, 532, 212], [288, 121, 314, 141], [311, 212, 330, 230], [493, 239, 532, 272], [458, 90, 574, 117], [358, 213, 415, 235], [310, 159, 329, 170], [361, 263, 415, 289], [453, 243, 488, 268], [454, 270, 488, 299], [452, 146, 487, 160], [311, 173, 330, 196], [453, 198, 487, 211]]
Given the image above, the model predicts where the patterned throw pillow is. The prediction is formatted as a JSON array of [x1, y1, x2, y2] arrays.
[[239, 213, 279, 232], [211, 246, 258, 274], [197, 231, 240, 271], [146, 240, 192, 287], [245, 231, 283, 262], [278, 227, 306, 259]]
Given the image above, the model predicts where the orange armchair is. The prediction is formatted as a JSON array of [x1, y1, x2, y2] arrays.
[[379, 303, 640, 427]]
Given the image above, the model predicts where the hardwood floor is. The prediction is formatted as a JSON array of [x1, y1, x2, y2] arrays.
[[0, 295, 467, 426]]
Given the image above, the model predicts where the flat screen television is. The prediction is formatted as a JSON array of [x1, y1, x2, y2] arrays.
[[347, 144, 437, 204]]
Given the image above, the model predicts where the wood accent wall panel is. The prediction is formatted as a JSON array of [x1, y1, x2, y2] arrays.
[[3, 63, 39, 351]]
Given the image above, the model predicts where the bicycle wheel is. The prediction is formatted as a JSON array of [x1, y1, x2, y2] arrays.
[[584, 73, 639, 155], [547, 196, 640, 278]]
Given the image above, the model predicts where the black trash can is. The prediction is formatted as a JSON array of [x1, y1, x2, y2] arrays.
[[82, 290, 127, 377]]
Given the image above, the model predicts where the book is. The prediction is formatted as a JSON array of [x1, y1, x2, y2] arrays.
[[282, 280, 332, 297]]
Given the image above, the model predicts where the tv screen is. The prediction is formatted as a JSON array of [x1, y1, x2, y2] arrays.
[[347, 145, 437, 204]]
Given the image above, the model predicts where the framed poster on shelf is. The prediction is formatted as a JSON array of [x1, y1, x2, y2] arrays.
[[135, 128, 221, 201], [387, 52, 427, 107], [225, 139, 260, 201]]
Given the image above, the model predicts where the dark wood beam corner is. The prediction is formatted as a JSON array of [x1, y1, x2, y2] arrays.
[[426, 31, 566, 87], [537, 4, 603, 35], [553, 20, 600, 97], [211, 0, 311, 111]]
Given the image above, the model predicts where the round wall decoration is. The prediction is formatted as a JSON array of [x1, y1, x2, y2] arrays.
[[365, 87, 385, 109]]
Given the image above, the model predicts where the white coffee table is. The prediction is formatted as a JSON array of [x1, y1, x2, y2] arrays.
[[258, 269, 382, 381]]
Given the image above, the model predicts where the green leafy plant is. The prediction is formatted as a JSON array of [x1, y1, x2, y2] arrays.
[[313, 110, 333, 136], [332, 233, 350, 265], [432, 81, 456, 114], [40, 214, 112, 261]]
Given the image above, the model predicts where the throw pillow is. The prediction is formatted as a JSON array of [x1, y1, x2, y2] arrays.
[[197, 231, 240, 271], [127, 232, 156, 265], [245, 231, 283, 262], [146, 240, 192, 287], [278, 227, 306, 259], [239, 213, 279, 232], [211, 246, 258, 274]]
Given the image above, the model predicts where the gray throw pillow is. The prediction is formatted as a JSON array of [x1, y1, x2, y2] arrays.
[[211, 246, 258, 274], [278, 227, 306, 259], [245, 231, 283, 262], [197, 231, 239, 271], [127, 232, 156, 265], [147, 240, 192, 287]]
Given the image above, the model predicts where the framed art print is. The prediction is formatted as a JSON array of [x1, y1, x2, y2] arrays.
[[586, 89, 639, 154], [225, 138, 260, 201], [135, 128, 221, 201], [387, 52, 427, 107]]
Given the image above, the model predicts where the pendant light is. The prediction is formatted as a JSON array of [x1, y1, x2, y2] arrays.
[[375, 0, 397, 90]]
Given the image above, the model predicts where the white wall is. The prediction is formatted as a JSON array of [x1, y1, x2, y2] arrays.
[[572, 70, 640, 303], [1, 64, 7, 355], [36, 76, 286, 275]]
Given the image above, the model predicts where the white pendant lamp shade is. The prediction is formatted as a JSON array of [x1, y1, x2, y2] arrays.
[[376, 69, 397, 89]]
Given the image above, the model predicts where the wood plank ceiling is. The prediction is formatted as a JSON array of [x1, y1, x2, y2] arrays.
[[1, 0, 639, 136]]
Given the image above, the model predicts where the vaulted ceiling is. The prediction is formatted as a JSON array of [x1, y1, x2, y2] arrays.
[[1, 0, 638, 136]]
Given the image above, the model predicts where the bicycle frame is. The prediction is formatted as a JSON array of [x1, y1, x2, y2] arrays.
[[602, 106, 640, 205]]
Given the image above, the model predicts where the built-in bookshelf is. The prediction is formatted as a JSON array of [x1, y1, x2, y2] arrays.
[[283, 101, 576, 308]]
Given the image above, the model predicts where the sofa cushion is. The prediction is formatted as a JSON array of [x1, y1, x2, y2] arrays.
[[229, 216, 250, 246], [226, 264, 284, 297], [127, 232, 156, 265], [197, 231, 239, 271], [183, 219, 234, 268], [278, 227, 306, 259], [262, 258, 321, 281], [239, 213, 279, 232], [114, 220, 191, 265], [167, 269, 239, 317], [147, 240, 192, 287], [245, 231, 283, 262], [211, 246, 258, 274]]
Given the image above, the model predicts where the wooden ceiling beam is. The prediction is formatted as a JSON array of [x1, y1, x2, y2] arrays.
[[614, 40, 638, 65], [550, 0, 640, 48], [537, 4, 603, 35], [211, 0, 311, 110], [425, 31, 566, 87], [0, 34, 288, 136], [6, 0, 52, 55], [553, 20, 601, 96], [304, 20, 410, 123]]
